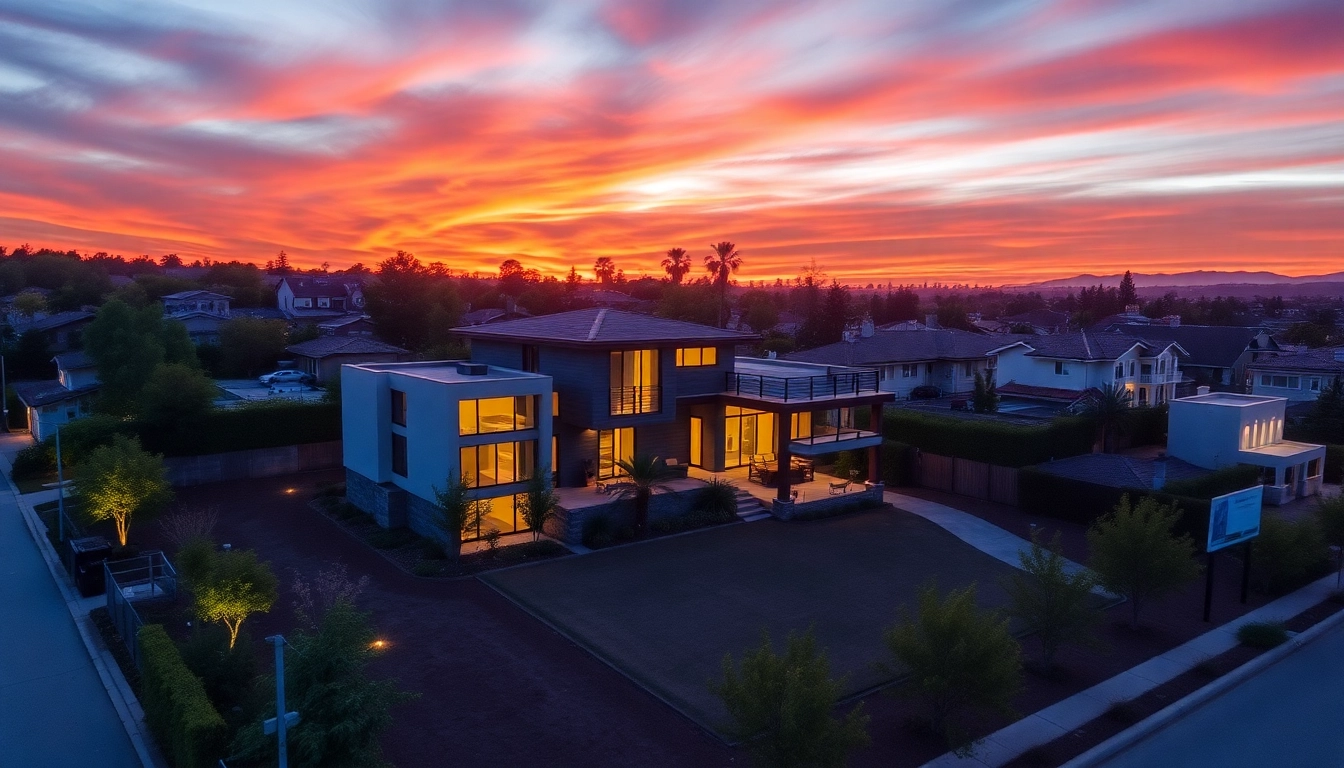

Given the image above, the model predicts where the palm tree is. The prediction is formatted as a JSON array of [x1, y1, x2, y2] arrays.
[[611, 454, 676, 538], [593, 256, 616, 285], [661, 248, 691, 284], [705, 241, 743, 327], [1083, 384, 1133, 453]]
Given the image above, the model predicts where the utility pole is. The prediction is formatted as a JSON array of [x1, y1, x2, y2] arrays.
[[1, 354, 8, 433], [264, 635, 300, 768], [56, 425, 65, 543]]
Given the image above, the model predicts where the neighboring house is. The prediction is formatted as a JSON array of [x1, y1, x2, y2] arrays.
[[461, 307, 533, 327], [991, 332, 1186, 407], [316, 314, 377, 337], [163, 290, 231, 318], [342, 309, 894, 540], [10, 310, 95, 352], [574, 288, 643, 309], [786, 328, 1016, 399], [1168, 392, 1326, 505], [276, 276, 366, 320], [13, 352, 100, 441], [999, 309, 1070, 334], [1101, 323, 1278, 392], [1247, 347, 1344, 404], [286, 336, 409, 384]]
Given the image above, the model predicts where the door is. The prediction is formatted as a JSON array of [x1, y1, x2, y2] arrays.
[[690, 416, 703, 467], [741, 414, 758, 459]]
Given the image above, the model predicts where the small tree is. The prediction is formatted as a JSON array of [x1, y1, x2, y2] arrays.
[[138, 362, 217, 429], [1087, 495, 1202, 629], [1316, 495, 1344, 587], [519, 474, 559, 542], [971, 371, 999, 414], [79, 435, 173, 546], [611, 454, 675, 537], [432, 473, 489, 563], [193, 549, 278, 649], [1003, 532, 1100, 670], [713, 629, 869, 768], [884, 583, 1022, 754], [1083, 384, 1133, 453]]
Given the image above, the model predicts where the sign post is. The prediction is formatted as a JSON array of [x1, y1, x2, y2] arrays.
[[1204, 486, 1263, 622]]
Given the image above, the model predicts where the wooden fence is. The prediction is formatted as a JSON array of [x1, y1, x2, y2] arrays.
[[916, 451, 1018, 506]]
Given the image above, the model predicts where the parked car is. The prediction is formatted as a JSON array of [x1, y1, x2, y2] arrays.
[[258, 369, 313, 385], [910, 385, 941, 399]]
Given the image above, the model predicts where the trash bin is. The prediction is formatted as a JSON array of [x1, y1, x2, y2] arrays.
[[68, 536, 112, 597]]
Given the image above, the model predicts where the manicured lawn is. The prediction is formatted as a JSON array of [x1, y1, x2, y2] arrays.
[[482, 506, 1024, 736]]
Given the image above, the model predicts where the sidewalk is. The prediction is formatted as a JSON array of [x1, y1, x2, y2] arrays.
[[0, 432, 154, 767]]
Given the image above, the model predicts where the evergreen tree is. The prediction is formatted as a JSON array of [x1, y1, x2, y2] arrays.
[[1118, 270, 1139, 307]]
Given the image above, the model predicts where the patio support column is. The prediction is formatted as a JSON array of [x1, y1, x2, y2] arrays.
[[776, 413, 793, 503], [868, 402, 883, 482]]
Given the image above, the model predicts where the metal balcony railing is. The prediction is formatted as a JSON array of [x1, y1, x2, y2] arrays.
[[610, 386, 661, 415], [789, 426, 878, 446], [725, 370, 880, 401]]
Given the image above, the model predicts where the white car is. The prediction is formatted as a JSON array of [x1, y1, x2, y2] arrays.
[[258, 369, 313, 385]]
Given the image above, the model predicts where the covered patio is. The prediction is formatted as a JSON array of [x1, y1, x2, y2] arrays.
[[553, 475, 709, 511], [687, 465, 882, 513]]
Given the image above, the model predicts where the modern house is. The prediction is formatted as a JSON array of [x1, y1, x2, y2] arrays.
[[991, 332, 1186, 407], [342, 309, 894, 540], [286, 336, 409, 384], [786, 328, 1016, 400], [13, 351, 100, 441], [1100, 323, 1278, 392], [163, 290, 232, 345], [1168, 392, 1326, 504], [276, 276, 366, 320], [1247, 348, 1344, 404]]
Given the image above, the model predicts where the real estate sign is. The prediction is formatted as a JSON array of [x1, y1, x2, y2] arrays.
[[1207, 486, 1263, 553]]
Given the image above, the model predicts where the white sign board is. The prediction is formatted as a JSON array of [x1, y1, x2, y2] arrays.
[[1207, 486, 1263, 553]]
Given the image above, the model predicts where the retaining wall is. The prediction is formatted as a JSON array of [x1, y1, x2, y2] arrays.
[[164, 441, 343, 486]]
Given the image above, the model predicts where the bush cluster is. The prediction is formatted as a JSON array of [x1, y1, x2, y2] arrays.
[[1017, 467, 1210, 540], [882, 410, 1094, 467], [1237, 621, 1289, 649], [138, 624, 229, 768], [1161, 464, 1262, 500], [880, 440, 917, 486], [1252, 516, 1330, 595]]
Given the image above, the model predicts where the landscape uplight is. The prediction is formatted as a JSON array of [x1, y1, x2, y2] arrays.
[[371, 639, 389, 650]]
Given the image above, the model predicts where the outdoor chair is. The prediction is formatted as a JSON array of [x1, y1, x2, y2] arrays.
[[828, 480, 849, 495]]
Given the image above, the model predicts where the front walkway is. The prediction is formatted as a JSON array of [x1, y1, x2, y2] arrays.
[[0, 432, 149, 767]]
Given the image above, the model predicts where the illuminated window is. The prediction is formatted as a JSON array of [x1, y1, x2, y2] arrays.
[[391, 434, 407, 477], [790, 412, 812, 439], [675, 347, 718, 367], [610, 350, 659, 415], [552, 392, 559, 416], [463, 493, 530, 541], [460, 441, 536, 488], [391, 390, 406, 426], [458, 396, 537, 435], [598, 428, 634, 478]]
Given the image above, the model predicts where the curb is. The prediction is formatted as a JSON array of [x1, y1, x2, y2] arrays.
[[1062, 598, 1344, 767]]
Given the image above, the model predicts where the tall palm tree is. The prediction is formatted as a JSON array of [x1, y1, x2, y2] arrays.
[[611, 454, 675, 538], [1083, 384, 1133, 453], [705, 241, 743, 327], [661, 248, 691, 284], [593, 256, 616, 285]]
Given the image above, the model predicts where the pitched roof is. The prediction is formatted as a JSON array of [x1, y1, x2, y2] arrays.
[[786, 329, 1020, 367], [1100, 324, 1271, 369], [461, 307, 532, 326], [53, 351, 94, 370], [162, 290, 230, 301], [995, 382, 1096, 403], [452, 308, 758, 346], [286, 336, 408, 358], [279, 276, 363, 298], [13, 380, 99, 407], [994, 331, 1185, 361], [1000, 308, 1070, 327], [1034, 453, 1209, 489], [1247, 347, 1344, 375], [12, 310, 95, 334], [316, 314, 373, 329]]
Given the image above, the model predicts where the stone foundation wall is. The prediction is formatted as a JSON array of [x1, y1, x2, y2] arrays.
[[548, 487, 703, 544], [770, 482, 885, 520], [345, 468, 407, 528]]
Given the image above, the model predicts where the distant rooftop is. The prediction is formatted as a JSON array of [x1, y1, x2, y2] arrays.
[[731, 358, 864, 380], [1175, 392, 1282, 407], [350, 361, 548, 385], [451, 308, 759, 347]]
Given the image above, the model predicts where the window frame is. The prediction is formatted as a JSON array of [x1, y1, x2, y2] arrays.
[[391, 433, 408, 477], [459, 441, 537, 488], [390, 389, 407, 426], [674, 346, 718, 367], [458, 395, 537, 436]]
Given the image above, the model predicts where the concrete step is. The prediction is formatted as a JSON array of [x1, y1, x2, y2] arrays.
[[741, 512, 773, 523]]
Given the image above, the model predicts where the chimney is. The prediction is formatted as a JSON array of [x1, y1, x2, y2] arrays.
[[1153, 452, 1168, 490], [860, 318, 875, 338]]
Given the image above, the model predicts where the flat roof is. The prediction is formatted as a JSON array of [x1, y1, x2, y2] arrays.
[[348, 360, 549, 385], [1174, 392, 1282, 407], [1241, 440, 1326, 459], [731, 358, 850, 379]]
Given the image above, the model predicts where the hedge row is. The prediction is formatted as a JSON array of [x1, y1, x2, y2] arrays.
[[136, 401, 341, 457], [1325, 445, 1343, 484], [138, 625, 228, 768], [880, 439, 917, 487], [882, 410, 1096, 468], [1018, 467, 1210, 542], [1162, 464, 1262, 500]]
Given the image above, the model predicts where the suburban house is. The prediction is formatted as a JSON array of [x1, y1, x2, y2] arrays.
[[13, 351, 100, 441], [999, 308, 1070, 334], [1168, 392, 1326, 504], [461, 305, 533, 327], [342, 309, 894, 541], [162, 289, 232, 345], [786, 328, 1016, 400], [286, 336, 409, 384], [276, 276, 366, 320], [10, 310, 95, 353], [316, 314, 377, 337], [1100, 323, 1278, 392], [991, 332, 1187, 407], [1247, 348, 1344, 405]]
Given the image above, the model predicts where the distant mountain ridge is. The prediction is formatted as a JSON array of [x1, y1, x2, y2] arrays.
[[1013, 270, 1344, 289]]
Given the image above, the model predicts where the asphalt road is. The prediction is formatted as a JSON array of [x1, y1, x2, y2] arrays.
[[1095, 621, 1344, 768]]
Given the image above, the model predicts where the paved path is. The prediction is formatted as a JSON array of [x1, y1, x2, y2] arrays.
[[0, 434, 142, 767], [1090, 621, 1344, 768]]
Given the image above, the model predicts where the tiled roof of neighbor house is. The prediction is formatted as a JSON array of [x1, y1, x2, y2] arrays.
[[280, 277, 363, 298], [1000, 308, 1070, 327], [162, 290, 230, 301], [286, 337, 407, 358], [53, 351, 95, 370], [787, 329, 1022, 366], [316, 313, 372, 329], [995, 331, 1185, 361], [1247, 347, 1344, 375], [13, 380, 99, 408], [995, 382, 1097, 402], [461, 307, 532, 326], [12, 310, 95, 334], [452, 308, 759, 346], [1101, 324, 1271, 369], [1034, 453, 1210, 489]]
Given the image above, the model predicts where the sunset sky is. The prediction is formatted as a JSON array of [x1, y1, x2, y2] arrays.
[[0, 0, 1340, 285]]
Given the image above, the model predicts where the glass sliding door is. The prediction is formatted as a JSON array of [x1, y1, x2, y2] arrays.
[[723, 407, 777, 468], [689, 416, 703, 467], [598, 427, 634, 478]]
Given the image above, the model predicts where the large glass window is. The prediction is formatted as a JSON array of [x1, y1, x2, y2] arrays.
[[391, 389, 407, 426], [598, 427, 634, 478], [724, 407, 777, 468], [610, 350, 660, 415], [459, 396, 537, 435], [675, 347, 718, 367], [391, 433, 408, 477], [460, 441, 536, 487], [464, 493, 529, 541]]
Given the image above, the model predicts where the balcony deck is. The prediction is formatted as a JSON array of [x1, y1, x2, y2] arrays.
[[724, 359, 884, 404]]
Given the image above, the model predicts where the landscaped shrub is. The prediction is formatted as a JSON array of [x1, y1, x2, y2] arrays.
[[582, 514, 614, 549], [1126, 405, 1169, 447], [139, 624, 229, 768], [135, 401, 341, 457], [830, 449, 868, 482], [882, 410, 1094, 467], [1163, 465, 1262, 500], [10, 441, 55, 481], [1237, 621, 1289, 649], [693, 478, 739, 521], [1251, 516, 1329, 595], [1325, 445, 1344, 484], [880, 440, 917, 486]]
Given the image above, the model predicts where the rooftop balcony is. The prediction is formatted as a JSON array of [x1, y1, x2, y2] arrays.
[[725, 359, 881, 403]]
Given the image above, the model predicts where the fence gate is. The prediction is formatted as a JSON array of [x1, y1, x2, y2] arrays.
[[104, 552, 179, 670]]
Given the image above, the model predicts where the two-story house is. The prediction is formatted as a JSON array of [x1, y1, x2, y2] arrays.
[[991, 332, 1187, 407], [276, 276, 366, 320], [786, 328, 1018, 400], [1247, 347, 1344, 405], [1099, 322, 1278, 392], [162, 290, 232, 345], [13, 351, 100, 441]]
